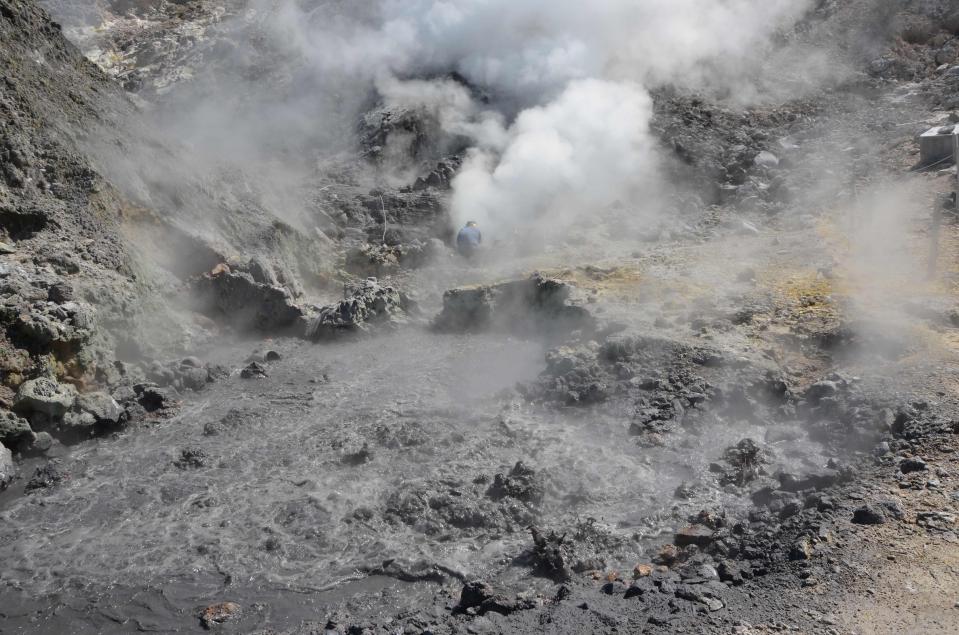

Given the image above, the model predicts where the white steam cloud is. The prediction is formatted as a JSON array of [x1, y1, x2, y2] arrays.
[[450, 79, 654, 232], [115, 0, 819, 250], [266, 0, 815, 239]]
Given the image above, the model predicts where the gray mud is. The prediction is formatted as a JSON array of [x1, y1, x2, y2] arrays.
[[0, 325, 827, 632]]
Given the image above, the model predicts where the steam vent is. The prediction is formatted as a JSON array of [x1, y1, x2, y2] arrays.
[[3, 0, 959, 633]]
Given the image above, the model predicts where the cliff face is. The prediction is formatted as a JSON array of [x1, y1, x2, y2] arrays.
[[0, 0, 326, 455], [0, 0, 141, 394]]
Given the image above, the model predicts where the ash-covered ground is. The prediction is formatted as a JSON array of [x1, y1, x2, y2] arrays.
[[3, 1, 959, 634]]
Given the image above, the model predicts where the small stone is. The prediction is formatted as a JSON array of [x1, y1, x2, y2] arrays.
[[77, 392, 123, 424], [174, 448, 208, 469], [30, 431, 53, 453], [852, 505, 885, 525], [633, 563, 653, 578], [754, 151, 780, 168], [0, 446, 16, 490], [805, 380, 837, 405], [240, 362, 268, 379], [600, 580, 628, 595], [0, 411, 34, 448], [879, 499, 905, 520], [917, 511, 956, 528], [47, 282, 74, 303], [136, 385, 175, 412], [675, 524, 714, 547], [873, 442, 891, 456], [789, 538, 814, 561], [459, 580, 495, 609], [25, 461, 66, 492], [200, 602, 241, 629], [899, 457, 927, 474], [653, 544, 679, 566]]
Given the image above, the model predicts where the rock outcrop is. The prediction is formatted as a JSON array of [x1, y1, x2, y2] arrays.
[[432, 274, 595, 337]]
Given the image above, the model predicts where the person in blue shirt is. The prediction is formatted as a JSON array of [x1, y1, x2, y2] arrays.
[[455, 221, 482, 258]]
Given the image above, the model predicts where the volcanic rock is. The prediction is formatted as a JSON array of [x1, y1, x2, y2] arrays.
[[0, 411, 34, 449], [47, 282, 74, 303], [754, 151, 780, 168], [200, 602, 241, 629], [653, 544, 679, 566], [852, 504, 886, 525], [25, 461, 66, 492], [718, 438, 767, 486], [529, 526, 573, 581], [196, 270, 302, 332], [432, 273, 594, 336], [459, 580, 495, 610], [14, 377, 77, 417], [899, 457, 928, 473], [76, 392, 123, 424], [486, 461, 544, 504], [135, 384, 176, 412], [0, 446, 15, 490], [306, 278, 409, 340], [174, 447, 208, 469], [240, 362, 268, 379], [675, 525, 714, 548]]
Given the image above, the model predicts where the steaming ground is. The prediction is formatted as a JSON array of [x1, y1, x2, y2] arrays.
[[0, 325, 832, 632], [4, 0, 959, 633]]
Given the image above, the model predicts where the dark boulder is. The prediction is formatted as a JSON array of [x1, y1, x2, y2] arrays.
[[486, 461, 544, 504], [25, 461, 66, 492], [899, 457, 927, 474], [529, 526, 573, 581], [0, 410, 34, 449], [459, 580, 495, 610], [852, 504, 885, 525], [135, 384, 177, 412], [718, 438, 767, 486], [240, 362, 268, 379]]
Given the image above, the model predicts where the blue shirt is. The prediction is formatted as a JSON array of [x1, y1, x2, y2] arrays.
[[456, 226, 482, 248]]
